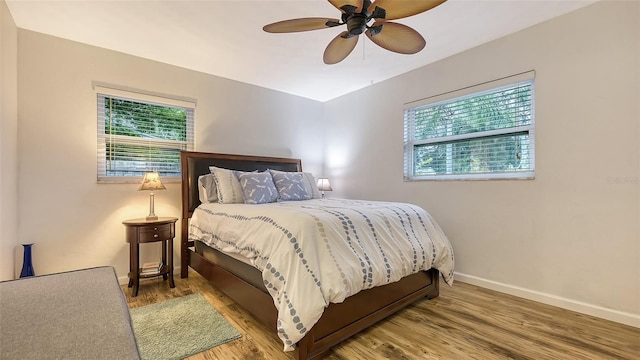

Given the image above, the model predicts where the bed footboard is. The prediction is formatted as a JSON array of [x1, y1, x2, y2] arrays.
[[187, 246, 439, 360], [294, 269, 439, 360], [188, 248, 277, 327]]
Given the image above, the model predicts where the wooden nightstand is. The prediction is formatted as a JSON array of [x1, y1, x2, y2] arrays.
[[123, 217, 178, 297]]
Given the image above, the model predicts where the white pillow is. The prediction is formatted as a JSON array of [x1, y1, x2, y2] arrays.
[[209, 166, 244, 204], [303, 172, 322, 199], [198, 174, 218, 203]]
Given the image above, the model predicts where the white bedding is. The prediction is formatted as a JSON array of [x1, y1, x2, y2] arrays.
[[189, 198, 454, 351]]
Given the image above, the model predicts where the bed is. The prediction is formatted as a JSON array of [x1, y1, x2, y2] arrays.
[[180, 151, 454, 360]]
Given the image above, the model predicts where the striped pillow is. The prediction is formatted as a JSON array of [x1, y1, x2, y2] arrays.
[[209, 166, 244, 204]]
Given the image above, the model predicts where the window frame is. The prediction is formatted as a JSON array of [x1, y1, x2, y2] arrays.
[[404, 71, 535, 181], [95, 85, 195, 183]]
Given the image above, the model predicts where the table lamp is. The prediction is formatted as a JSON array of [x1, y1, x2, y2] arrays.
[[317, 178, 332, 198], [138, 171, 166, 220]]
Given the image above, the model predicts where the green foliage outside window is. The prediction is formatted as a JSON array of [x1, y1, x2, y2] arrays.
[[405, 80, 534, 179], [104, 98, 187, 141], [98, 93, 194, 180]]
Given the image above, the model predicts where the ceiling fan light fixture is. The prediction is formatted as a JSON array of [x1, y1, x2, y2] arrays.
[[347, 16, 369, 35], [262, 0, 447, 64]]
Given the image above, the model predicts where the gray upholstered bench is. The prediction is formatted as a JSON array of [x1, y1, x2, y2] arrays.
[[0, 266, 141, 360]]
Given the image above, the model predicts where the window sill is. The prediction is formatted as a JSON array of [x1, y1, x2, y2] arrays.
[[405, 171, 535, 181]]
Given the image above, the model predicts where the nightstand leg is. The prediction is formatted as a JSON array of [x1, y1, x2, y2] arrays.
[[128, 240, 134, 288], [130, 242, 140, 297], [168, 237, 175, 288], [161, 240, 168, 281]]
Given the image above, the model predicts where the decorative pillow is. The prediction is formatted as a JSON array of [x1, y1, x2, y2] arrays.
[[236, 171, 278, 205], [198, 174, 218, 203], [269, 170, 311, 201], [303, 172, 322, 199], [209, 166, 244, 204]]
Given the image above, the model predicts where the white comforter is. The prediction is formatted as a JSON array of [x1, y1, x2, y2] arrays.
[[189, 198, 454, 351]]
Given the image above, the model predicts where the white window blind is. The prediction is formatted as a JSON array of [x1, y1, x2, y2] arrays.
[[404, 71, 535, 180], [96, 86, 195, 182]]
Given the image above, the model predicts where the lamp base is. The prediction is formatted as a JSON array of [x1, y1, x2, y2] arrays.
[[146, 191, 158, 221]]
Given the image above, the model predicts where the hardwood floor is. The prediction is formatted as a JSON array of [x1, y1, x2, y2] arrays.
[[123, 271, 639, 359]]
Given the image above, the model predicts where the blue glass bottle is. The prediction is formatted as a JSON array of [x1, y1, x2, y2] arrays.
[[20, 243, 35, 278]]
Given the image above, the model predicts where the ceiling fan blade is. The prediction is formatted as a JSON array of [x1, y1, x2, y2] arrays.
[[328, 0, 364, 14], [263, 18, 341, 33], [368, 0, 447, 20], [323, 31, 359, 64], [366, 21, 426, 54]]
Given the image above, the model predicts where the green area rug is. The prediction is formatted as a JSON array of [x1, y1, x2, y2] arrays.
[[131, 293, 241, 360]]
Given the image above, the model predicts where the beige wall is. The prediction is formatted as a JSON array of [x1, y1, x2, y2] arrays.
[[4, 0, 638, 328], [325, 1, 639, 325], [0, 0, 18, 280], [15, 30, 324, 280]]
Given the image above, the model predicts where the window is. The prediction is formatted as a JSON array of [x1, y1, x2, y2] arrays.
[[404, 72, 535, 180], [96, 86, 195, 182]]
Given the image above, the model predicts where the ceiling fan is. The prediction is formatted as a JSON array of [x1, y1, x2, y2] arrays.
[[263, 0, 447, 64]]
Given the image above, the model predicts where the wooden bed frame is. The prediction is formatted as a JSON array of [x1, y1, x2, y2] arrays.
[[180, 151, 440, 360]]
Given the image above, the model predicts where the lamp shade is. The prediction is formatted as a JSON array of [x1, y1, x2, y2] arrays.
[[317, 178, 333, 192], [138, 171, 166, 191]]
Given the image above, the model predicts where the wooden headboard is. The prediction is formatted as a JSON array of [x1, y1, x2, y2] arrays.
[[179, 151, 302, 277], [180, 151, 302, 217]]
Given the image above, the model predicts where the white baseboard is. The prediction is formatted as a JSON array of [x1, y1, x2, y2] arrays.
[[454, 272, 640, 328]]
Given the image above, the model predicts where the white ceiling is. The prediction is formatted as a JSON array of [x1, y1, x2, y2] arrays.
[[6, 0, 597, 102]]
